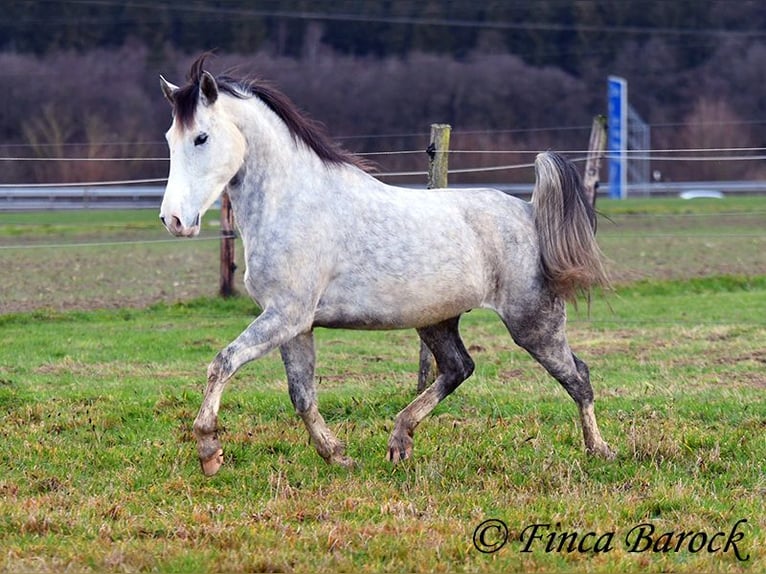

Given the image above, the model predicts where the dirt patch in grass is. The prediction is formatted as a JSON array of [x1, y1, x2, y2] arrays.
[[2, 200, 765, 313], [32, 356, 194, 381]]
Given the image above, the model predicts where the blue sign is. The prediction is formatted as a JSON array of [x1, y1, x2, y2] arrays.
[[607, 76, 627, 199]]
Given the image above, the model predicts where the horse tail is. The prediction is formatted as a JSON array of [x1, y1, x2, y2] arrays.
[[531, 151, 609, 301]]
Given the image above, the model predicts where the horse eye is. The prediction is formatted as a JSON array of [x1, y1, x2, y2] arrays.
[[194, 133, 208, 147]]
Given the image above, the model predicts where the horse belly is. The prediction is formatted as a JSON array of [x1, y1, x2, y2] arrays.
[[313, 261, 487, 330]]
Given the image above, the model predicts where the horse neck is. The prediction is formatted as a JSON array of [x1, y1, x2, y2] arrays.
[[230, 97, 328, 187], [223, 96, 359, 234]]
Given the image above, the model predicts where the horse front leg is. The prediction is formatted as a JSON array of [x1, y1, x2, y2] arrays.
[[193, 307, 302, 476], [280, 332, 355, 467]]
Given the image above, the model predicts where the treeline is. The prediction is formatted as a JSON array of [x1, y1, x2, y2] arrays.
[[5, 1, 766, 71], [0, 45, 593, 184], [2, 1, 766, 184]]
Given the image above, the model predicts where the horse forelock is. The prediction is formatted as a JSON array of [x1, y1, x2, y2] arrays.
[[169, 53, 209, 129], [171, 54, 372, 172], [172, 84, 200, 129]]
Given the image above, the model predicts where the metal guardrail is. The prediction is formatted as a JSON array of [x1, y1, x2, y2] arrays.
[[1, 181, 765, 211], [0, 186, 166, 211]]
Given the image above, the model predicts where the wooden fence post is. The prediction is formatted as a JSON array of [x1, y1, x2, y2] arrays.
[[219, 191, 237, 297], [417, 123, 451, 393], [583, 115, 607, 208]]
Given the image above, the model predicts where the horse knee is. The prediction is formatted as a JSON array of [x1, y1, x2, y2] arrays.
[[208, 350, 235, 383], [288, 383, 315, 414]]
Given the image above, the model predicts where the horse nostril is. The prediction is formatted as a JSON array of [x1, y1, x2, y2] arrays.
[[160, 214, 190, 235]]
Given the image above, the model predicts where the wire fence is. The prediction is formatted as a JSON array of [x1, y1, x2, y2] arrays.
[[1, 140, 764, 322], [3, 145, 766, 185], [1, 204, 764, 261], [1, 235, 764, 325]]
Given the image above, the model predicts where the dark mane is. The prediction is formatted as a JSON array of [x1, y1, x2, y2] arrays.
[[173, 54, 371, 172]]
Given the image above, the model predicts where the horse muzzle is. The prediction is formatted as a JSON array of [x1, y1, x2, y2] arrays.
[[160, 212, 201, 237]]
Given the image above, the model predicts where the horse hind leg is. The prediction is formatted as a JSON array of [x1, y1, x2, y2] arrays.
[[569, 355, 614, 459], [387, 316, 474, 463], [503, 297, 614, 459], [280, 331, 355, 468]]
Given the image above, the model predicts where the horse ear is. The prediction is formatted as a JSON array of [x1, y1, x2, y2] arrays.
[[160, 75, 178, 105], [200, 71, 219, 106]]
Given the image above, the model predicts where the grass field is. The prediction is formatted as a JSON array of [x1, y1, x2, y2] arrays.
[[0, 197, 765, 572], [1, 196, 765, 312]]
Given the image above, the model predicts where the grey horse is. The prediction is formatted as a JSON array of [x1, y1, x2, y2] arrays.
[[158, 55, 614, 476]]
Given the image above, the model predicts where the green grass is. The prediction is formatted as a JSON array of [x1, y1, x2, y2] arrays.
[[1, 281, 764, 573], [595, 195, 766, 216], [1, 198, 765, 571], [595, 198, 766, 283], [0, 209, 232, 313], [2, 197, 765, 313]]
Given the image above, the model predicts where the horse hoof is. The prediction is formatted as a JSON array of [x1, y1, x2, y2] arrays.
[[588, 442, 616, 461], [331, 454, 357, 469], [200, 448, 224, 476], [386, 433, 413, 463], [602, 446, 617, 461], [386, 446, 412, 464]]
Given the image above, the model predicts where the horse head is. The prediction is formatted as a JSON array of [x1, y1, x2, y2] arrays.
[[159, 64, 246, 237]]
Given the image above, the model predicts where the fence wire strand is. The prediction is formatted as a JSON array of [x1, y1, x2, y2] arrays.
[[3, 145, 766, 186]]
